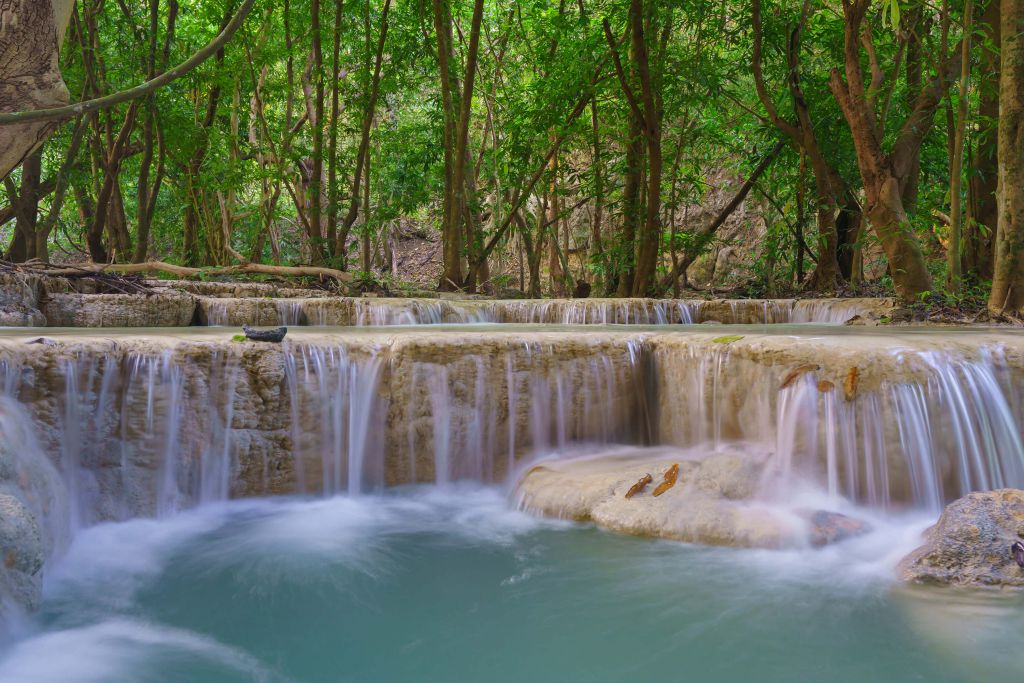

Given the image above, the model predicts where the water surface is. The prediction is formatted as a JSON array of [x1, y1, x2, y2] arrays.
[[2, 486, 1020, 683]]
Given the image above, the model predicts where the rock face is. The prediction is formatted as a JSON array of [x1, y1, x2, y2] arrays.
[[898, 489, 1024, 587], [514, 449, 868, 549], [42, 292, 196, 327], [0, 396, 66, 619], [0, 273, 46, 326], [0, 494, 44, 613]]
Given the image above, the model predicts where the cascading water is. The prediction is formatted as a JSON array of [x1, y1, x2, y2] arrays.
[[2, 324, 1024, 682], [1, 327, 1021, 522], [197, 296, 894, 326]]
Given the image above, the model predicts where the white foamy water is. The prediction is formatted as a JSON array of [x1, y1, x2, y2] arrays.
[[1, 485, 1011, 683]]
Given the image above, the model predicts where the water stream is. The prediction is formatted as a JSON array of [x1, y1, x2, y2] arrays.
[[0, 322, 1022, 680]]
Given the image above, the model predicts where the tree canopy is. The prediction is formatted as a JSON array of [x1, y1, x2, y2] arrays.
[[2, 0, 1016, 311]]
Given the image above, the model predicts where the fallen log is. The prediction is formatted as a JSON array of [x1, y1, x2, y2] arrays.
[[18, 260, 352, 285]]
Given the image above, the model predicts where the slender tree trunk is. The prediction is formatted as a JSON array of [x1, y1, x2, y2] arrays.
[[309, 0, 326, 263], [433, 0, 461, 290], [5, 148, 43, 262], [947, 0, 974, 291], [966, 0, 1000, 279], [617, 117, 643, 296], [327, 0, 345, 258], [989, 0, 1024, 314]]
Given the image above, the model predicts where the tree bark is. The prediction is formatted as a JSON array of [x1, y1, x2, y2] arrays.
[[966, 0, 999, 279], [989, 0, 1024, 314], [829, 0, 957, 301], [0, 0, 75, 180], [947, 0, 974, 291]]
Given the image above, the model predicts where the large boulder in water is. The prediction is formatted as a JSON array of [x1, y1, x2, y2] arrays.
[[0, 494, 44, 615], [898, 489, 1024, 587], [514, 449, 868, 549]]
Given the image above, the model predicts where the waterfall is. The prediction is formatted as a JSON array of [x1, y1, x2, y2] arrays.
[[197, 296, 893, 327], [1, 327, 1022, 526]]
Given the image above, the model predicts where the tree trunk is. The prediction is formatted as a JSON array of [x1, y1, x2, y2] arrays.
[[966, 0, 1000, 279], [947, 0, 974, 291], [989, 0, 1024, 314], [616, 118, 643, 296], [0, 1, 75, 180]]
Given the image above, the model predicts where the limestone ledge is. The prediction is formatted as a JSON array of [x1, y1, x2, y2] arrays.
[[0, 327, 1021, 520], [41, 291, 196, 328], [1, 270, 899, 328], [514, 448, 868, 549]]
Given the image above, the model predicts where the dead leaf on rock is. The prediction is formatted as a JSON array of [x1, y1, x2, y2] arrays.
[[843, 367, 860, 401], [817, 380, 834, 393], [652, 463, 680, 497], [780, 364, 820, 389], [625, 473, 653, 499]]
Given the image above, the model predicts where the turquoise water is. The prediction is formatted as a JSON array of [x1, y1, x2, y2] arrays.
[[2, 486, 1022, 683]]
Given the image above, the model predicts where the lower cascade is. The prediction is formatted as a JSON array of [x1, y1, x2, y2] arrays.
[[1, 324, 1024, 681]]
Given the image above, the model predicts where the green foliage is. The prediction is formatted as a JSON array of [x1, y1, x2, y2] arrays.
[[0, 0, 989, 302]]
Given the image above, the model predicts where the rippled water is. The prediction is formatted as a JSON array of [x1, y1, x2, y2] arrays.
[[1, 486, 1020, 683]]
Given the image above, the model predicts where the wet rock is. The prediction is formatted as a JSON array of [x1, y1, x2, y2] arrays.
[[243, 325, 288, 343], [0, 494, 44, 613], [515, 449, 863, 549], [803, 510, 871, 547], [898, 489, 1024, 588], [694, 453, 761, 500], [0, 495, 42, 576]]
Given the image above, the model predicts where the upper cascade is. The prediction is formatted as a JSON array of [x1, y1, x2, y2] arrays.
[[0, 325, 1021, 530]]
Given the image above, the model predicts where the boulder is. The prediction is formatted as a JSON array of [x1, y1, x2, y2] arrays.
[[898, 489, 1024, 587], [0, 494, 44, 614]]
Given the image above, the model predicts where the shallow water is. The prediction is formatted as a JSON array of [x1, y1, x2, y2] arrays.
[[2, 486, 1021, 683]]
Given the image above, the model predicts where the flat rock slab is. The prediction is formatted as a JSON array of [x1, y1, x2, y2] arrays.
[[42, 292, 195, 327], [899, 489, 1024, 587], [514, 448, 868, 549]]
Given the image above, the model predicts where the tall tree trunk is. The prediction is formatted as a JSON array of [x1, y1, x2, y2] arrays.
[[326, 0, 345, 258], [433, 0, 461, 290], [966, 0, 999, 279], [829, 0, 955, 301], [629, 0, 663, 297], [947, 0, 974, 291], [0, 0, 75, 180], [4, 147, 43, 262], [547, 154, 566, 296], [308, 0, 326, 263], [989, 0, 1024, 314], [616, 118, 643, 296]]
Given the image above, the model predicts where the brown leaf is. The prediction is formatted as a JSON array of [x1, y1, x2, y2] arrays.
[[625, 473, 653, 499], [817, 380, 835, 393], [843, 367, 860, 401], [780, 364, 820, 389], [652, 480, 674, 497], [652, 463, 680, 497]]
